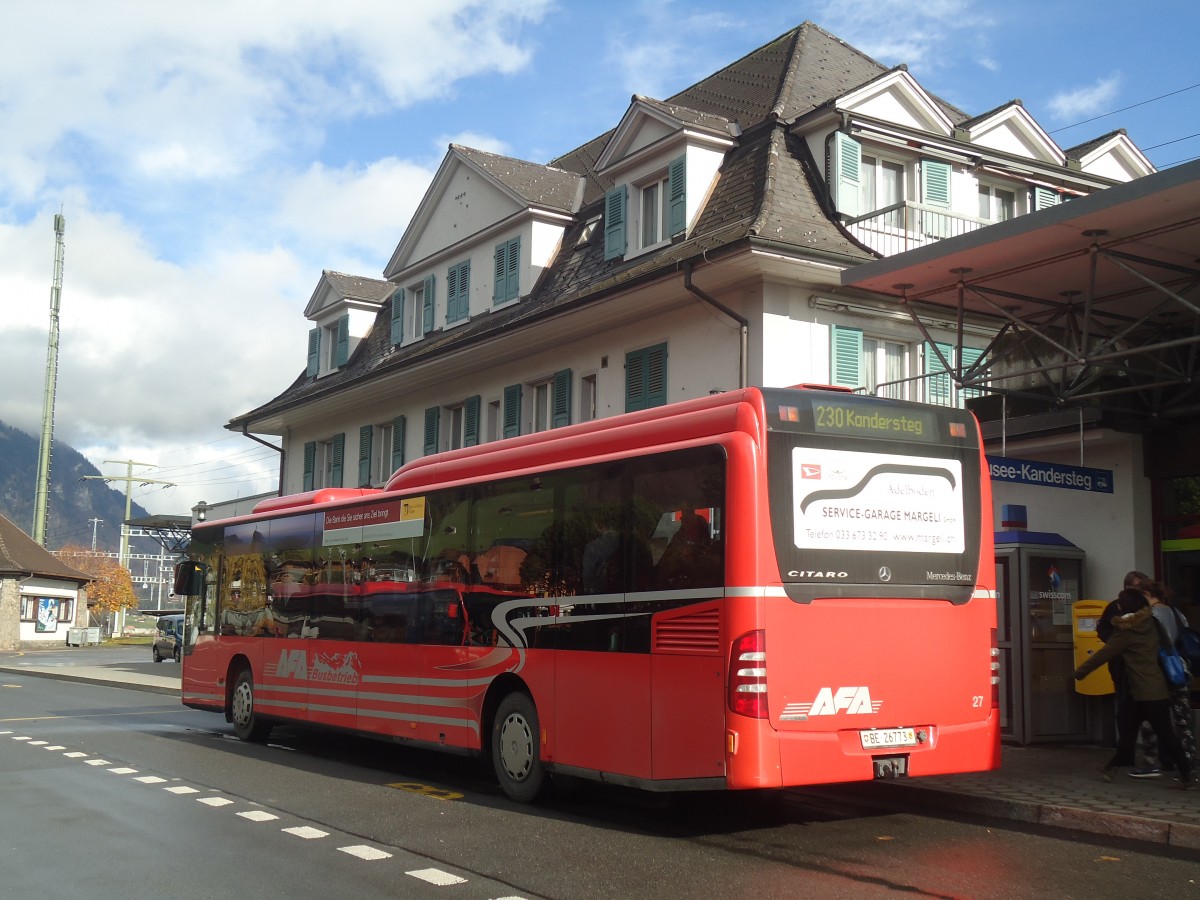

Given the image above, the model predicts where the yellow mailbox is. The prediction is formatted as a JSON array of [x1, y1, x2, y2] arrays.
[[1072, 599, 1113, 695]]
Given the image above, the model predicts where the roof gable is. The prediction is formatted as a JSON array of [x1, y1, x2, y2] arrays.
[[596, 95, 736, 172], [961, 101, 1064, 165], [836, 69, 956, 136], [1069, 130, 1155, 181], [304, 270, 394, 320], [384, 145, 583, 280]]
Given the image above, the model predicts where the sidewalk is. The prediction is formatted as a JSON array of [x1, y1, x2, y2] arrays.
[[2, 656, 1197, 848]]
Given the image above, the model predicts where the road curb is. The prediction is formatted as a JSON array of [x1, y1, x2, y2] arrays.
[[0, 665, 180, 697], [865, 782, 1200, 849]]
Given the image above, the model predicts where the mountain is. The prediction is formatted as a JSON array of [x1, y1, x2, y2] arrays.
[[0, 419, 153, 553]]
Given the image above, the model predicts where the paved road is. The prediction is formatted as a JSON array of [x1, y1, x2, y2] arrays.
[[4, 653, 1200, 899]]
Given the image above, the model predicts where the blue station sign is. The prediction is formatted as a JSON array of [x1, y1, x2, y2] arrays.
[[986, 456, 1114, 494]]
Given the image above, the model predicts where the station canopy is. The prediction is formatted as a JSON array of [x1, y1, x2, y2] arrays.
[[841, 159, 1200, 436]]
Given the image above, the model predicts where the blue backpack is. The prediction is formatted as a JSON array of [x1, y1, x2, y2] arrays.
[[1172, 608, 1200, 669]]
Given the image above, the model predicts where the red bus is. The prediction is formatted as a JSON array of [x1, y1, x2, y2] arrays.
[[176, 385, 998, 801]]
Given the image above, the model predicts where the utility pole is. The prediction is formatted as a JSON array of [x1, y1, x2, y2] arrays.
[[32, 213, 66, 546], [89, 517, 103, 550], [82, 460, 175, 635]]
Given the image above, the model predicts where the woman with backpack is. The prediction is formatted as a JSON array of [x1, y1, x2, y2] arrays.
[[1136, 580, 1197, 778], [1074, 588, 1197, 789]]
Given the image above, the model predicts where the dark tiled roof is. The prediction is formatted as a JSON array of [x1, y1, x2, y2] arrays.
[[631, 95, 735, 134], [453, 144, 584, 213], [322, 270, 395, 303], [0, 514, 90, 582], [959, 99, 1025, 130], [1066, 128, 1129, 160]]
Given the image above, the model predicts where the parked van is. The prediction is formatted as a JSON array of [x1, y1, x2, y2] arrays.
[[152, 614, 184, 663]]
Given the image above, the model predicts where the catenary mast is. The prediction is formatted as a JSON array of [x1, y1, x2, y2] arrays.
[[32, 213, 66, 546]]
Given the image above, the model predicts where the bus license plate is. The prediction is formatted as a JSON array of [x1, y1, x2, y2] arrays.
[[860, 727, 917, 749]]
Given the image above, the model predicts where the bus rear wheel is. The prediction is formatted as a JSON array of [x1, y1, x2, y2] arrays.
[[230, 668, 272, 743], [491, 692, 545, 803]]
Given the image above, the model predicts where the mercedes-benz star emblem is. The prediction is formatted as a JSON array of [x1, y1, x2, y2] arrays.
[[879, 566, 892, 582]]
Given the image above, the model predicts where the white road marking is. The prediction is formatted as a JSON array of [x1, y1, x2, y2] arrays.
[[283, 826, 329, 839], [43, 745, 66, 750], [164, 786, 200, 795], [406, 868, 467, 886], [136, 776, 168, 784], [197, 797, 234, 807], [85, 759, 111, 766], [12, 736, 31, 741], [237, 810, 280, 822], [27, 740, 48, 746], [107, 767, 138, 775], [63, 752, 88, 758], [338, 845, 392, 861]]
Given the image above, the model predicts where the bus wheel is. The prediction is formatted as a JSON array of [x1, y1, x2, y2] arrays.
[[230, 668, 272, 743], [492, 692, 545, 803]]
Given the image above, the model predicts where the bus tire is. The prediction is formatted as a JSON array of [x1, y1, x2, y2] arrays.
[[491, 691, 545, 803], [230, 668, 272, 743]]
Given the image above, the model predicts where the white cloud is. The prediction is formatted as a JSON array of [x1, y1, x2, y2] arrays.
[[0, 2, 554, 516], [1047, 74, 1122, 123], [810, 0, 993, 72]]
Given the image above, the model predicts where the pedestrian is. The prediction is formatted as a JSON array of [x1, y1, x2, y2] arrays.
[[1096, 570, 1148, 750], [1130, 580, 1197, 778], [1074, 589, 1196, 789]]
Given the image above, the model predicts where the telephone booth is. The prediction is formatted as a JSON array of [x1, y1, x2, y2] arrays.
[[995, 509, 1088, 744]]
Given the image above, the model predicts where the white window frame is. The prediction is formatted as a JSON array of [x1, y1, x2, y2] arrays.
[[486, 399, 502, 443], [404, 282, 424, 343], [634, 170, 671, 251], [580, 373, 599, 423], [371, 422, 394, 484], [977, 181, 1018, 223], [530, 380, 553, 433], [321, 321, 340, 372], [862, 335, 913, 399], [860, 152, 909, 222], [317, 438, 337, 488]]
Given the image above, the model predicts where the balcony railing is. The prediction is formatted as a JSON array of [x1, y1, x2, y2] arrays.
[[845, 202, 997, 257]]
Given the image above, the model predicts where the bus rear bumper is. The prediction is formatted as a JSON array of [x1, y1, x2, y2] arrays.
[[725, 711, 1001, 789]]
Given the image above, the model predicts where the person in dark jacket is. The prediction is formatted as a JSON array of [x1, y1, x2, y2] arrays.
[[1075, 589, 1196, 789], [1095, 570, 1148, 750]]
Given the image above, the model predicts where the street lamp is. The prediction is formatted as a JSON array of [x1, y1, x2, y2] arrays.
[[191, 500, 208, 524]]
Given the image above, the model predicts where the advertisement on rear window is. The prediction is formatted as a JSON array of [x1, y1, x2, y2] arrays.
[[792, 448, 964, 554]]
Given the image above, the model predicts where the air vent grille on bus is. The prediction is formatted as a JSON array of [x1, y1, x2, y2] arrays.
[[653, 606, 720, 654]]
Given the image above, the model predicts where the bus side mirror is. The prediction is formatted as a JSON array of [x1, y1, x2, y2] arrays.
[[174, 561, 207, 597]]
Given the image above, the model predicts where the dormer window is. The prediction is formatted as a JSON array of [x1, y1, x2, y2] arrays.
[[389, 275, 435, 346], [307, 315, 348, 377], [978, 184, 1016, 222], [604, 155, 687, 259], [638, 172, 671, 248]]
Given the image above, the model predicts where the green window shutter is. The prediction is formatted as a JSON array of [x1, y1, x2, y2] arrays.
[[625, 343, 668, 412], [502, 384, 522, 439], [334, 315, 350, 367], [492, 243, 506, 303], [448, 261, 469, 321], [1033, 186, 1060, 210], [925, 342, 953, 406], [423, 407, 440, 456], [505, 237, 520, 301], [390, 288, 405, 345], [330, 433, 345, 487], [358, 424, 373, 487], [829, 324, 863, 388], [424, 273, 439, 336], [604, 184, 627, 260], [447, 263, 462, 322], [667, 155, 686, 237], [464, 395, 481, 447], [302, 441, 316, 492], [960, 346, 984, 400], [390, 415, 406, 472], [306, 328, 319, 376], [552, 368, 572, 428], [831, 132, 861, 217], [921, 160, 951, 209]]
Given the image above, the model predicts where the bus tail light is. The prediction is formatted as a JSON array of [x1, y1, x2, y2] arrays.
[[729, 630, 767, 719], [989, 628, 1000, 710]]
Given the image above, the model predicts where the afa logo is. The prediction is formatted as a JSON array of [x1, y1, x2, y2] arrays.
[[780, 686, 883, 721], [267, 649, 361, 686]]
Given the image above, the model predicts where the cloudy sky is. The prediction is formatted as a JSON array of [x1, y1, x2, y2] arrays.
[[2, 0, 1197, 518]]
